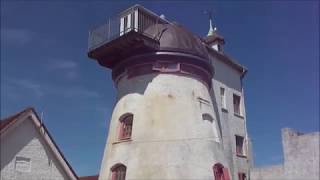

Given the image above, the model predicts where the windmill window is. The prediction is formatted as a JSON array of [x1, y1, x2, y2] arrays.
[[202, 113, 214, 123], [118, 113, 133, 140], [152, 61, 180, 72], [111, 164, 126, 180], [213, 163, 230, 180], [202, 113, 220, 143]]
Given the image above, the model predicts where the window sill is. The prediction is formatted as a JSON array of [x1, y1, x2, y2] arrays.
[[221, 108, 228, 113], [234, 113, 244, 119], [113, 138, 132, 144], [236, 154, 247, 158]]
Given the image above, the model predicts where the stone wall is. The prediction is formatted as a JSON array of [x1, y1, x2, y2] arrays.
[[282, 128, 319, 180], [251, 128, 320, 180], [251, 165, 284, 180]]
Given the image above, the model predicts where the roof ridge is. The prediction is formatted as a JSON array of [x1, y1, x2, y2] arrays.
[[0, 107, 35, 130], [0, 107, 79, 179]]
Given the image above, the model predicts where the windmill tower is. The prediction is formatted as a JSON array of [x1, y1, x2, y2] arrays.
[[88, 4, 250, 180]]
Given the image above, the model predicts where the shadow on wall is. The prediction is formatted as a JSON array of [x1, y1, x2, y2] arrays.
[[208, 88, 223, 142], [116, 73, 159, 101]]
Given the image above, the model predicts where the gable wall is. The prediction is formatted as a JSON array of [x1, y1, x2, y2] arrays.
[[0, 117, 69, 180]]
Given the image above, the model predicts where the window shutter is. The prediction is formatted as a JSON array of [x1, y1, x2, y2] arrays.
[[119, 122, 124, 139], [222, 168, 230, 180]]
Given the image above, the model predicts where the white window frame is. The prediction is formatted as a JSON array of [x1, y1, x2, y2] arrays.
[[15, 156, 31, 172]]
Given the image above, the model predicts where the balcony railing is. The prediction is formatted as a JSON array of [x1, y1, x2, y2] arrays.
[[88, 5, 168, 51]]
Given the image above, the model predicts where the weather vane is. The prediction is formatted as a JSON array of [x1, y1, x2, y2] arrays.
[[204, 10, 213, 21]]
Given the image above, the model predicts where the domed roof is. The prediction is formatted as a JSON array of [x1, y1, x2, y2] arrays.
[[203, 30, 225, 45], [144, 22, 209, 59]]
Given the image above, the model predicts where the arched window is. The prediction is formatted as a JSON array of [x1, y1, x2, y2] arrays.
[[118, 113, 133, 140], [111, 163, 126, 180], [213, 163, 230, 180], [202, 113, 214, 122]]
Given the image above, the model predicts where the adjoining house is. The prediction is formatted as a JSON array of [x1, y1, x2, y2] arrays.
[[0, 107, 78, 180]]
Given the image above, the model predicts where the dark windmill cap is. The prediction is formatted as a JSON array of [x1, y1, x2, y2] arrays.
[[144, 22, 209, 60]]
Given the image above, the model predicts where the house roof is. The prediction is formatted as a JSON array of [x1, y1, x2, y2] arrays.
[[0, 107, 78, 180], [203, 31, 225, 45], [79, 175, 99, 180], [0, 107, 32, 130], [144, 22, 210, 60]]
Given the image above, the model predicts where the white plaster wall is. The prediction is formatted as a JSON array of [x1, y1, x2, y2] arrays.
[[210, 56, 251, 180], [0, 118, 69, 180], [99, 73, 229, 180], [282, 129, 320, 180], [250, 129, 320, 180], [250, 165, 285, 180], [211, 57, 242, 92]]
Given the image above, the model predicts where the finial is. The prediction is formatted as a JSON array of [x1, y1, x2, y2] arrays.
[[204, 10, 217, 36]]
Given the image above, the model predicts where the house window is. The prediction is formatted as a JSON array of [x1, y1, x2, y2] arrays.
[[15, 156, 31, 172], [213, 163, 230, 180], [118, 113, 133, 140], [236, 135, 245, 157], [111, 164, 126, 180], [233, 94, 241, 115], [220, 87, 226, 109], [238, 172, 246, 180], [152, 61, 180, 72]]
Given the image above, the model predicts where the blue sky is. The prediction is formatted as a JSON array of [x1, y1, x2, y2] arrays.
[[1, 1, 319, 177]]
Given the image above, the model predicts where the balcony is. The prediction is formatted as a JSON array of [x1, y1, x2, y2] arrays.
[[87, 5, 169, 68]]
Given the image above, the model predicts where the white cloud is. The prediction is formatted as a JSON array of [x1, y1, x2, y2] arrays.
[[1, 28, 34, 45], [49, 60, 78, 70], [61, 87, 100, 99], [3, 77, 101, 100], [11, 78, 44, 98], [47, 59, 80, 80]]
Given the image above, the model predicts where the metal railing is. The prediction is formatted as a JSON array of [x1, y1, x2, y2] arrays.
[[88, 16, 120, 51], [88, 9, 168, 51]]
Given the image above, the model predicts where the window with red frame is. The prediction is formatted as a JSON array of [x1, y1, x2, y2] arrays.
[[236, 135, 245, 156], [118, 114, 133, 140], [238, 172, 246, 180], [111, 164, 126, 180], [213, 163, 230, 180]]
